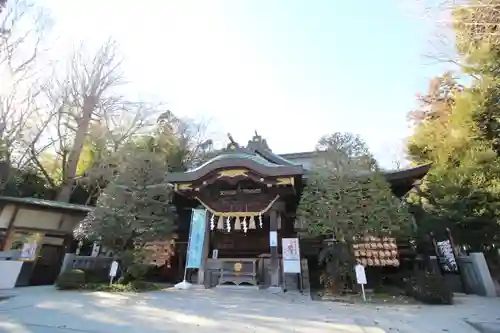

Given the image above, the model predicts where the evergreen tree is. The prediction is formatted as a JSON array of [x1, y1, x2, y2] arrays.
[[406, 1, 500, 250], [298, 132, 413, 290], [299, 132, 412, 240], [77, 147, 176, 258]]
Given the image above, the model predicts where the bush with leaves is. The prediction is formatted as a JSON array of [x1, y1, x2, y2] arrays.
[[55, 269, 86, 290], [405, 271, 453, 305]]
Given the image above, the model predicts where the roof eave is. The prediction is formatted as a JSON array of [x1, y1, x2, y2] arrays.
[[301, 163, 432, 183], [166, 158, 304, 183], [0, 196, 92, 213]]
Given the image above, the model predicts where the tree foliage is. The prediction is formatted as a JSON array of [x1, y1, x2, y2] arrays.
[[298, 132, 412, 241], [76, 146, 176, 259], [298, 132, 413, 291], [406, 0, 500, 249]]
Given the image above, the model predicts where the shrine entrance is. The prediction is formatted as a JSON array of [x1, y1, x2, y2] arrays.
[[167, 133, 304, 289], [166, 132, 432, 290]]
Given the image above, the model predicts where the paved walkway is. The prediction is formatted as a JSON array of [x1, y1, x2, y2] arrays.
[[0, 286, 499, 332]]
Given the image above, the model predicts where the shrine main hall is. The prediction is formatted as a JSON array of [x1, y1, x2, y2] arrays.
[[164, 133, 430, 291]]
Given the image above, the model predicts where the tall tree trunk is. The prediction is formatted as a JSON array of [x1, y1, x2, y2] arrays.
[[56, 96, 95, 202]]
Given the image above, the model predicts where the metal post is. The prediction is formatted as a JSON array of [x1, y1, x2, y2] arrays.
[[361, 284, 366, 302]]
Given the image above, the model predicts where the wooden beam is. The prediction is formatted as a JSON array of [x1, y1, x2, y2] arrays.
[[1, 205, 19, 251]]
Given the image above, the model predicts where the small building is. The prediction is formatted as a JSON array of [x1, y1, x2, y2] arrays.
[[166, 133, 430, 289], [0, 196, 90, 286]]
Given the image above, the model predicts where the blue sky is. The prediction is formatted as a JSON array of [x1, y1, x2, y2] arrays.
[[43, 0, 451, 168]]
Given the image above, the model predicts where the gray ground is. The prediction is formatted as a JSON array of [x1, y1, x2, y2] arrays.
[[0, 286, 499, 333]]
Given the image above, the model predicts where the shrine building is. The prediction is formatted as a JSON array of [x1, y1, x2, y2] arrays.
[[165, 132, 430, 291]]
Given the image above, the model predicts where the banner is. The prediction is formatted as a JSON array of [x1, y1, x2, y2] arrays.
[[435, 239, 459, 273], [186, 209, 207, 269]]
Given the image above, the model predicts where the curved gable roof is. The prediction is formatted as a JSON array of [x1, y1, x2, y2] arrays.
[[166, 152, 303, 183]]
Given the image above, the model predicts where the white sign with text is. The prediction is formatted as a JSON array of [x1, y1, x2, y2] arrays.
[[282, 238, 301, 273], [109, 261, 119, 277], [20, 243, 37, 260], [355, 264, 367, 302], [355, 264, 367, 285]]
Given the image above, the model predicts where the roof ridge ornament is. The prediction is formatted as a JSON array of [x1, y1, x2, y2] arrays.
[[225, 133, 254, 154], [225, 133, 241, 151], [248, 130, 271, 151]]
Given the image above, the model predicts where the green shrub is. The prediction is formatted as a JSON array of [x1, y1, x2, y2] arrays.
[[118, 263, 152, 284], [81, 269, 108, 283], [129, 280, 162, 291], [55, 269, 86, 290], [126, 263, 150, 280], [405, 271, 453, 305]]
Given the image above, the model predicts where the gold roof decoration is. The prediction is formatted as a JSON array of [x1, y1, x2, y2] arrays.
[[352, 235, 400, 267]]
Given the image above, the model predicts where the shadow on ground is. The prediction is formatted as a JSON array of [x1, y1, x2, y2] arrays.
[[0, 286, 499, 333]]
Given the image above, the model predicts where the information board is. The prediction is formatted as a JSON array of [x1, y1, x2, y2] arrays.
[[282, 238, 301, 273]]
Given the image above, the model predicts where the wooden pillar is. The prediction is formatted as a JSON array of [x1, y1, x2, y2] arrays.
[[1, 206, 19, 251], [269, 209, 280, 289]]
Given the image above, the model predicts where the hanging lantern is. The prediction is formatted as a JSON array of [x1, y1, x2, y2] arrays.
[[217, 216, 224, 230], [249, 216, 256, 229], [210, 214, 215, 230], [234, 217, 241, 231]]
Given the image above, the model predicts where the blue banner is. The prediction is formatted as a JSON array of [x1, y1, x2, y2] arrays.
[[186, 209, 207, 269]]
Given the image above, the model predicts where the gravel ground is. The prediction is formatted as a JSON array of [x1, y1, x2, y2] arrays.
[[0, 286, 499, 333]]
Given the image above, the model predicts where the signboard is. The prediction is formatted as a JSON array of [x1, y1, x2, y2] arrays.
[[212, 249, 218, 259], [186, 209, 207, 269], [436, 239, 459, 273], [355, 264, 367, 285], [355, 264, 367, 302], [282, 238, 301, 273], [91, 243, 100, 257], [20, 243, 37, 260], [269, 231, 278, 247], [109, 261, 119, 277]]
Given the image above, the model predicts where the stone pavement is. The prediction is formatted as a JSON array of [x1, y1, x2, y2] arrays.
[[0, 286, 499, 333]]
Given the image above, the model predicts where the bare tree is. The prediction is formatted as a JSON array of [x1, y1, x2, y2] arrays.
[[74, 102, 163, 204], [48, 39, 123, 202], [406, 0, 500, 72], [27, 39, 167, 202], [0, 0, 50, 188]]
